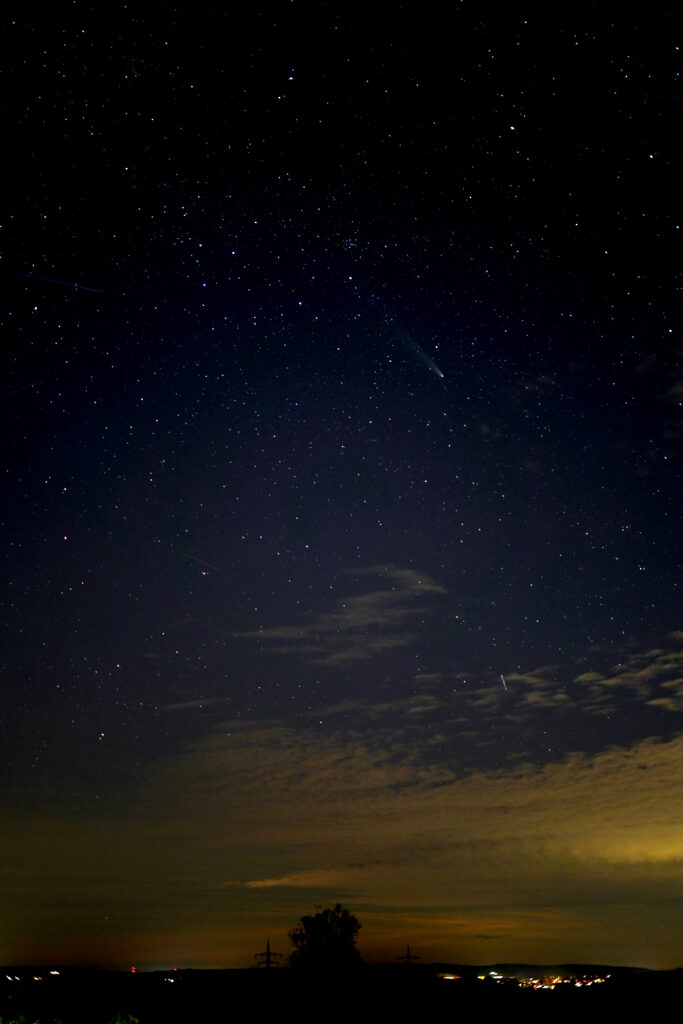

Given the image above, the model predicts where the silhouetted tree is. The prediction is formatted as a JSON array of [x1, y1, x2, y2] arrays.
[[288, 904, 363, 969]]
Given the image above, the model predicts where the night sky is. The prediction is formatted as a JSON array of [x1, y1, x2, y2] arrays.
[[2, 5, 681, 970]]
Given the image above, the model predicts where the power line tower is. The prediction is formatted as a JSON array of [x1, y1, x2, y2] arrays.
[[397, 944, 420, 966], [254, 938, 282, 968]]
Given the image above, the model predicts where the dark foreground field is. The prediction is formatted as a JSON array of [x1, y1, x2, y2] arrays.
[[1, 966, 680, 1024]]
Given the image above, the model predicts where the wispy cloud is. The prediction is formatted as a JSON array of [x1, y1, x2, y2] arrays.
[[573, 644, 683, 709], [138, 718, 683, 944], [162, 635, 683, 786], [3, 701, 681, 967], [162, 697, 234, 712], [236, 566, 447, 665], [5, 634, 682, 967], [244, 868, 354, 889]]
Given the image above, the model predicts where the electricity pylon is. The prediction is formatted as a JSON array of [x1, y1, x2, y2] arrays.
[[255, 938, 282, 968]]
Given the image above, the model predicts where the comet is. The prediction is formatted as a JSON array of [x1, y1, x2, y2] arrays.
[[410, 339, 445, 379], [395, 324, 444, 378]]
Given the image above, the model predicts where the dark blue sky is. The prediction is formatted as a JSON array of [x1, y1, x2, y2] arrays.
[[1, 5, 680, 969]]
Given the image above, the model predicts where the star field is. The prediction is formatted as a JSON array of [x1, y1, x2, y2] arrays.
[[1, 6, 680, 969]]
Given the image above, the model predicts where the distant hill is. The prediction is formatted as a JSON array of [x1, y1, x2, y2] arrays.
[[424, 962, 653, 979]]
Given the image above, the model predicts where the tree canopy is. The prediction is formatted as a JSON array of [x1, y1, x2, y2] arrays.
[[288, 904, 363, 969]]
